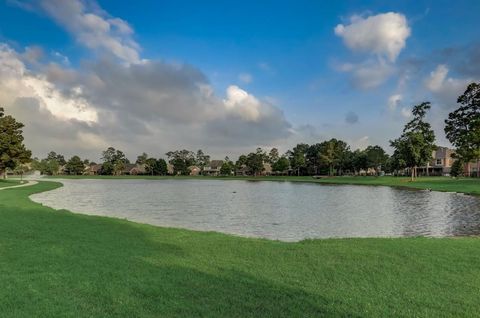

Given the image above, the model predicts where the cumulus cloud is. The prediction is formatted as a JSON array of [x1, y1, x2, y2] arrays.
[[337, 59, 394, 89], [424, 64, 474, 107], [334, 12, 410, 89], [37, 0, 140, 63], [334, 12, 410, 62], [0, 43, 292, 159]]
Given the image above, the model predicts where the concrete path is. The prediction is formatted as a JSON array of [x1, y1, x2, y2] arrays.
[[0, 180, 38, 191]]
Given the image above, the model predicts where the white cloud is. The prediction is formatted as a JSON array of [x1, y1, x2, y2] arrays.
[[38, 0, 140, 63], [223, 85, 261, 121], [388, 94, 402, 110], [238, 72, 253, 84], [335, 12, 410, 62], [337, 59, 394, 89], [424, 64, 474, 107]]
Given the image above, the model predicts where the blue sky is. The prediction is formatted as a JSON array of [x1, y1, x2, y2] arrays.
[[0, 0, 479, 160]]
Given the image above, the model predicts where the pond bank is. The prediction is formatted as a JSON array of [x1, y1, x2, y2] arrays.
[[47, 175, 480, 195], [1, 181, 479, 317]]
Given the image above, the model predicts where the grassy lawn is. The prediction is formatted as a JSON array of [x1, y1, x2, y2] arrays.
[[0, 179, 20, 188], [1, 181, 479, 317], [47, 174, 480, 195]]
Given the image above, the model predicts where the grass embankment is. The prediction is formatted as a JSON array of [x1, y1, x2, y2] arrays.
[[1, 181, 480, 317], [48, 175, 480, 195]]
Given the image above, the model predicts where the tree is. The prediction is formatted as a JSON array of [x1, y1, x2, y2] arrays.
[[268, 148, 280, 164], [65, 156, 85, 175], [136, 152, 148, 165], [287, 143, 309, 176], [220, 156, 234, 176], [390, 102, 436, 181], [145, 157, 157, 175], [0, 107, 31, 178], [246, 148, 266, 176], [155, 159, 168, 175], [166, 150, 195, 175], [101, 147, 128, 175], [444, 82, 480, 177], [352, 150, 368, 175], [364, 145, 389, 175], [318, 139, 350, 176], [450, 159, 464, 177], [195, 149, 210, 170], [47, 151, 66, 166], [272, 157, 290, 174]]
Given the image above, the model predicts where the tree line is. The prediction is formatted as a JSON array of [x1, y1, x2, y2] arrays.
[[1, 82, 479, 179]]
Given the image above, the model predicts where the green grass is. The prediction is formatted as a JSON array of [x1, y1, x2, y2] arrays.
[[1, 181, 480, 317], [48, 174, 480, 195], [0, 179, 20, 188]]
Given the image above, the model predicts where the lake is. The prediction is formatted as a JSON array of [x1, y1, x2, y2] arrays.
[[30, 179, 480, 241]]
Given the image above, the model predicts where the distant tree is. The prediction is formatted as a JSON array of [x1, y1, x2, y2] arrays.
[[0, 107, 31, 178], [195, 149, 210, 170], [246, 148, 266, 176], [155, 159, 168, 176], [287, 143, 309, 176], [444, 82, 480, 177], [364, 145, 389, 175], [272, 156, 290, 174], [352, 150, 368, 174], [136, 152, 148, 165], [166, 150, 195, 175], [65, 156, 85, 175], [268, 148, 280, 164], [318, 139, 349, 176], [390, 102, 436, 181], [220, 156, 234, 176], [145, 157, 157, 175], [37, 158, 60, 175], [47, 151, 66, 166], [101, 147, 128, 175], [450, 159, 464, 177], [235, 155, 247, 169]]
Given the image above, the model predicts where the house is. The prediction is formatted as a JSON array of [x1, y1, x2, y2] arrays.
[[416, 147, 455, 176], [87, 163, 102, 175], [203, 160, 223, 176], [167, 163, 174, 175], [123, 164, 146, 175], [235, 164, 250, 176], [261, 163, 272, 176], [464, 160, 480, 177], [188, 165, 201, 176]]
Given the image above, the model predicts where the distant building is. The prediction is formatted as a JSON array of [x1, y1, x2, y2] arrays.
[[188, 165, 201, 176], [203, 160, 223, 176], [87, 163, 102, 175], [425, 146, 455, 176], [262, 163, 272, 176]]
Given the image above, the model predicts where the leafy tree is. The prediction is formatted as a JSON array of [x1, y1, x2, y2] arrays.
[[364, 145, 389, 175], [287, 143, 309, 176], [155, 159, 168, 175], [246, 148, 266, 176], [135, 152, 148, 165], [145, 157, 157, 175], [101, 147, 128, 175], [450, 159, 464, 177], [0, 107, 31, 178], [272, 157, 290, 174], [166, 150, 195, 175], [268, 148, 280, 164], [47, 151, 66, 166], [65, 156, 85, 175], [352, 150, 369, 174], [220, 156, 234, 176], [390, 102, 436, 181], [318, 139, 350, 176], [444, 82, 480, 177], [195, 149, 210, 170]]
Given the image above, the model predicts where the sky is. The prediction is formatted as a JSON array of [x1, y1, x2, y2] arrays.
[[0, 0, 479, 161]]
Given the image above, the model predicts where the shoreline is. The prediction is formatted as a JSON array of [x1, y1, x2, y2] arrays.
[[44, 175, 480, 196]]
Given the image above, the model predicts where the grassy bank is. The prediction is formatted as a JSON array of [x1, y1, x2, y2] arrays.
[[1, 181, 480, 317], [47, 175, 480, 195]]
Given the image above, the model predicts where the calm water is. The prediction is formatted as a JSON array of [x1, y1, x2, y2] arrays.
[[30, 179, 480, 241]]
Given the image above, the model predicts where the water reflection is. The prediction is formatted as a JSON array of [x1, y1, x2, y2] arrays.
[[30, 179, 480, 241]]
